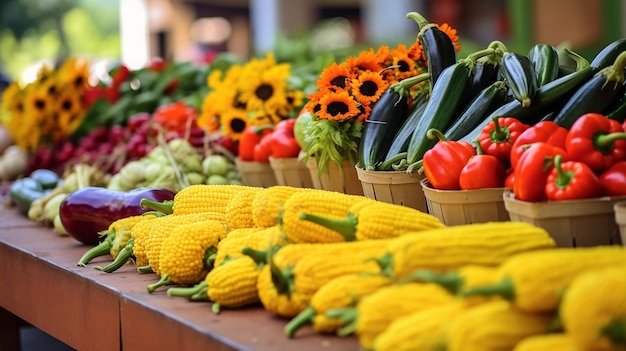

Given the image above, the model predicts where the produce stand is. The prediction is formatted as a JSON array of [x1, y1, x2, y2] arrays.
[[0, 205, 359, 351]]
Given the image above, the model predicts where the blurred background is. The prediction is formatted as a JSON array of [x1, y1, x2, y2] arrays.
[[0, 0, 624, 82]]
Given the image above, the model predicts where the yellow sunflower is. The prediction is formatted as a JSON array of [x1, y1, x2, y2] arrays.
[[350, 71, 389, 107], [55, 87, 86, 138], [238, 64, 290, 113], [317, 90, 360, 122], [389, 45, 422, 81], [218, 108, 249, 140], [345, 49, 382, 75], [57, 57, 90, 90]]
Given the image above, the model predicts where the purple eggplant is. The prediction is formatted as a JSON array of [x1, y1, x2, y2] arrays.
[[59, 187, 175, 245]]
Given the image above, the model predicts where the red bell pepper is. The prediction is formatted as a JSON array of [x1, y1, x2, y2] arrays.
[[545, 155, 603, 201], [479, 116, 529, 163], [269, 118, 301, 158], [238, 125, 273, 161], [509, 121, 569, 169], [565, 113, 626, 173], [423, 129, 476, 190], [253, 133, 274, 162], [599, 161, 626, 196], [513, 142, 568, 202], [459, 143, 506, 190]]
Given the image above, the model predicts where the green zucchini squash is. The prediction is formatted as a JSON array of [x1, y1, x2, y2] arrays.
[[468, 55, 500, 97], [358, 88, 410, 171], [590, 38, 626, 71], [406, 11, 457, 87], [444, 80, 508, 141], [552, 51, 626, 129], [458, 64, 594, 143], [382, 93, 429, 166], [528, 44, 560, 87], [500, 51, 538, 108]]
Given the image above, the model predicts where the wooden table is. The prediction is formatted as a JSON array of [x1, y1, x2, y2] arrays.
[[0, 205, 359, 351]]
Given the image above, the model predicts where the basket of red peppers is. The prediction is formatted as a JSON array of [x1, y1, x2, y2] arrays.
[[503, 112, 626, 247]]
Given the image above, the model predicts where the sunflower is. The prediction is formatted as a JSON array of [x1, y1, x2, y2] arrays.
[[345, 49, 382, 74], [238, 64, 290, 113], [57, 57, 90, 90], [317, 90, 360, 122], [55, 87, 86, 137], [219, 108, 249, 140], [350, 71, 388, 107], [316, 62, 353, 91]]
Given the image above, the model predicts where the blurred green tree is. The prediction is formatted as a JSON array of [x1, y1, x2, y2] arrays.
[[0, 0, 120, 81]]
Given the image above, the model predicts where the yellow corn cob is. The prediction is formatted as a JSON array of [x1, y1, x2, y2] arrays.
[[560, 265, 626, 351], [225, 186, 265, 230], [446, 300, 554, 351], [256, 239, 393, 317], [168, 256, 262, 314], [224, 227, 268, 240], [251, 185, 312, 228], [280, 190, 373, 243], [373, 301, 466, 351], [285, 273, 393, 337], [379, 221, 556, 279], [463, 246, 626, 313], [300, 201, 444, 241], [214, 225, 285, 267], [172, 184, 250, 215], [77, 213, 158, 266], [512, 334, 583, 351], [401, 265, 500, 306], [147, 219, 226, 292], [144, 212, 224, 276], [349, 283, 456, 350]]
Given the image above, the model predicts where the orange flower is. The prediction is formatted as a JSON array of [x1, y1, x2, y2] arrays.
[[350, 71, 388, 107], [317, 90, 360, 122], [345, 49, 382, 75], [438, 23, 461, 52], [316, 62, 354, 91]]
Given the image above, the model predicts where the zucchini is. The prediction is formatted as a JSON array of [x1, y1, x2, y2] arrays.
[[406, 12, 457, 87], [552, 51, 626, 129], [468, 55, 500, 97], [458, 65, 594, 143], [382, 93, 429, 166], [405, 62, 473, 164], [357, 89, 410, 170], [528, 44, 560, 87], [444, 81, 508, 141], [590, 38, 626, 71], [500, 51, 538, 108]]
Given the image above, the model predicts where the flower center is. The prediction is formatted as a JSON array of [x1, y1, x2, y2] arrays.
[[255, 84, 274, 100], [359, 81, 379, 97], [327, 101, 349, 116], [230, 117, 246, 133], [330, 76, 348, 89]]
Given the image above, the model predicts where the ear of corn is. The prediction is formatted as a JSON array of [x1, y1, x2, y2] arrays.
[[77, 213, 158, 266], [144, 213, 221, 276], [350, 283, 456, 350], [251, 186, 312, 228], [224, 227, 268, 240], [380, 221, 556, 279], [373, 301, 466, 351], [215, 225, 285, 267], [446, 300, 554, 351], [280, 190, 373, 243], [300, 201, 444, 241], [167, 184, 250, 215], [462, 246, 626, 312], [147, 218, 226, 292], [205, 256, 262, 312], [256, 239, 392, 317], [560, 265, 626, 350], [512, 334, 584, 351], [226, 187, 265, 230], [285, 273, 393, 337]]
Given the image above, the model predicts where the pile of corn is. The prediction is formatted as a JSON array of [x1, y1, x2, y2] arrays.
[[78, 184, 626, 351]]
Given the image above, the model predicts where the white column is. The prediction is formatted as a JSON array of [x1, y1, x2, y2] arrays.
[[250, 0, 280, 54], [362, 0, 425, 43], [120, 0, 150, 69]]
